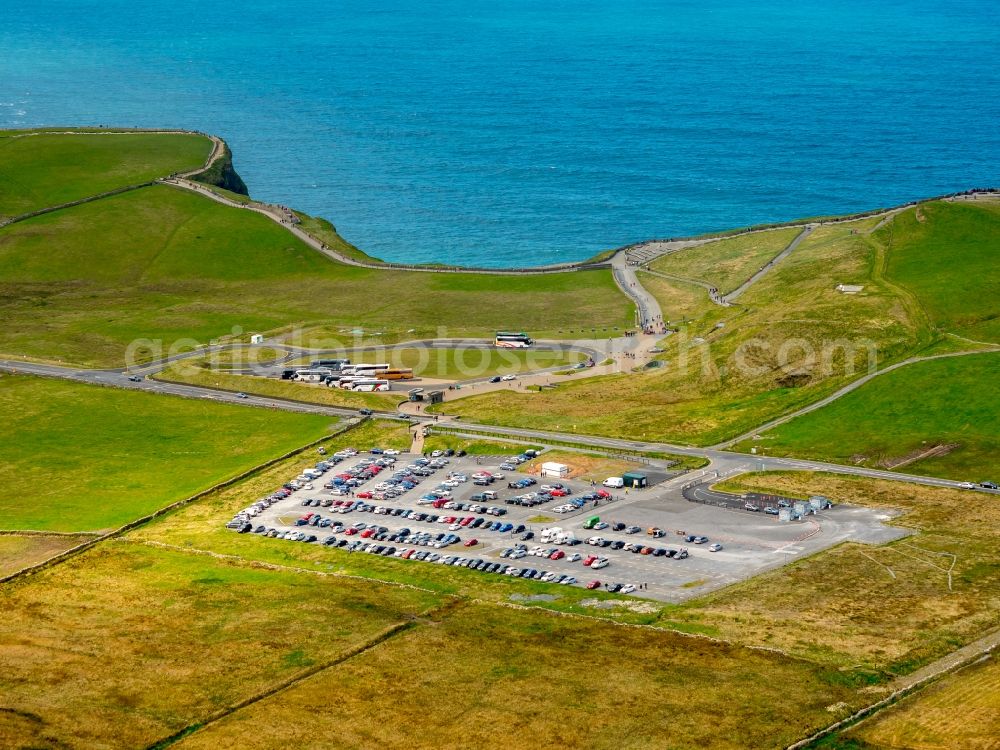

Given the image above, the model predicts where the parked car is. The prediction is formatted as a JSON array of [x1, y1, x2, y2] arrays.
[[586, 580, 601, 590], [708, 543, 723, 552]]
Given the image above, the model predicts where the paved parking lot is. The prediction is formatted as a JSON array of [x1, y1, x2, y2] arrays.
[[233, 449, 910, 602]]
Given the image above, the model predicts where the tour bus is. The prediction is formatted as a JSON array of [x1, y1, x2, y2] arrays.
[[494, 331, 533, 348], [351, 379, 390, 392], [381, 368, 414, 380], [334, 376, 367, 389], [310, 358, 350, 369], [341, 363, 390, 376], [293, 368, 334, 382]]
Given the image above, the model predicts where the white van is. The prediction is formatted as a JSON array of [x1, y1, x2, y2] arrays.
[[603, 477, 624, 489]]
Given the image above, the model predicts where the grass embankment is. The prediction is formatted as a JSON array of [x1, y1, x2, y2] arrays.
[[675, 472, 1000, 674], [650, 226, 802, 294], [156, 364, 400, 410], [0, 185, 632, 367], [173, 601, 863, 750], [0, 131, 211, 218], [735, 353, 1000, 480], [833, 653, 1000, 750], [0, 542, 441, 748], [437, 215, 930, 445], [885, 200, 1000, 344], [419, 434, 543, 456], [0, 374, 337, 532]]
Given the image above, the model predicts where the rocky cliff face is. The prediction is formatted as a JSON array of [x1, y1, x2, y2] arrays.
[[193, 142, 249, 196]]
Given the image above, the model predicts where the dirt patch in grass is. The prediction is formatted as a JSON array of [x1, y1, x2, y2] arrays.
[[523, 450, 636, 482], [0, 533, 94, 577]]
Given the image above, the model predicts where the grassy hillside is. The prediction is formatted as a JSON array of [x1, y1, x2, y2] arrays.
[[439, 217, 928, 445], [0, 131, 211, 218], [735, 353, 999, 480], [0, 374, 336, 532], [884, 200, 1000, 343], [650, 226, 802, 293], [0, 185, 631, 366]]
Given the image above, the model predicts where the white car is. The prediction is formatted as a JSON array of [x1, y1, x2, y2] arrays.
[[384, 449, 400, 456], [568, 553, 582, 562], [958, 482, 976, 489], [620, 584, 636, 594], [302, 484, 314, 491], [708, 543, 723, 552], [500, 374, 517, 381], [491, 473, 505, 480], [431, 450, 444, 457], [590, 558, 610, 570]]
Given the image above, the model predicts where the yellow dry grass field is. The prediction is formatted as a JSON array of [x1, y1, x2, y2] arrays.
[[523, 450, 637, 481], [0, 533, 93, 577], [173, 601, 863, 750], [0, 542, 441, 749], [675, 473, 1000, 673], [847, 654, 1000, 749]]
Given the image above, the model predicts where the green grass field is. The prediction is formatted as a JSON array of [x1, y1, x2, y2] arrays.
[[0, 131, 211, 218], [650, 226, 802, 293], [884, 200, 1000, 343], [0, 375, 337, 532], [173, 601, 863, 750], [735, 353, 1000, 480], [0, 542, 441, 748], [0, 185, 631, 367]]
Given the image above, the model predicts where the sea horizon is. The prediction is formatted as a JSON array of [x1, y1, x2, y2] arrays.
[[3, 0, 998, 267]]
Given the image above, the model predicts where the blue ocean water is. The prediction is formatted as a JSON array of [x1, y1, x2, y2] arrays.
[[2, 0, 998, 267]]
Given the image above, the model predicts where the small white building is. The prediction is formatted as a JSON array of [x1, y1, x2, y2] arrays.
[[836, 284, 864, 294], [540, 461, 569, 479], [249, 333, 265, 344]]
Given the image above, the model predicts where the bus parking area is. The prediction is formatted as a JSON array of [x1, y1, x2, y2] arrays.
[[226, 448, 909, 602]]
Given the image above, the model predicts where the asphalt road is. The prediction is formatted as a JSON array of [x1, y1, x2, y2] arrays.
[[4, 357, 996, 498]]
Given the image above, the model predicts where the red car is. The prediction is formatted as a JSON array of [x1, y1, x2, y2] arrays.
[[586, 580, 601, 590], [344, 528, 358, 536], [356, 491, 373, 499], [401, 549, 415, 559], [442, 516, 457, 524], [550, 488, 567, 497], [582, 555, 597, 567], [464, 538, 478, 547], [549, 549, 565, 560], [596, 489, 611, 499], [360, 529, 375, 538], [459, 516, 474, 527]]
